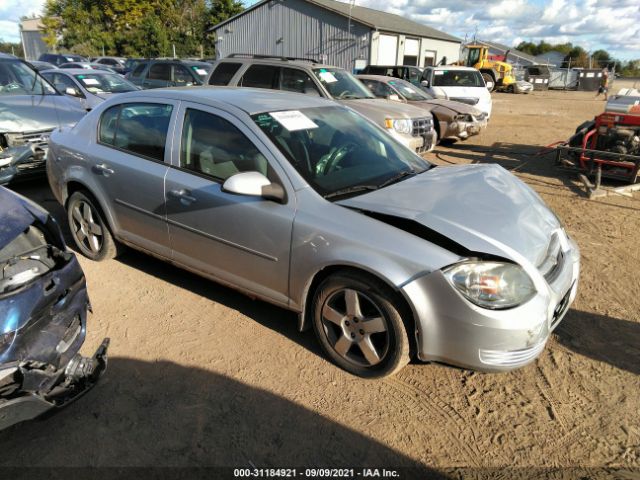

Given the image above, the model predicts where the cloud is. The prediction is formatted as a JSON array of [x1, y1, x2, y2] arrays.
[[0, 0, 45, 43], [352, 0, 640, 60]]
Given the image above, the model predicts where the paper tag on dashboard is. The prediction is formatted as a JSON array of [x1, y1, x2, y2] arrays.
[[319, 71, 338, 83], [195, 68, 207, 76], [270, 110, 318, 131], [82, 78, 100, 85]]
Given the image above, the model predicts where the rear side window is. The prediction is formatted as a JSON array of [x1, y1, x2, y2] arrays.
[[209, 62, 241, 85], [98, 103, 173, 161], [149, 63, 171, 81], [131, 63, 147, 77], [240, 65, 279, 89]]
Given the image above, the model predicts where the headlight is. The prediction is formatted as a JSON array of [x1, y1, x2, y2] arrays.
[[385, 118, 412, 135], [443, 261, 536, 309], [455, 114, 473, 122]]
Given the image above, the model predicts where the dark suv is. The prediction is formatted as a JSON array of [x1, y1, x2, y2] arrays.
[[360, 65, 423, 85], [125, 59, 206, 89], [38, 53, 88, 67]]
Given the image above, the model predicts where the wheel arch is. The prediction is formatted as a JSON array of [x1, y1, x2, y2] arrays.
[[298, 264, 419, 358], [65, 180, 117, 236]]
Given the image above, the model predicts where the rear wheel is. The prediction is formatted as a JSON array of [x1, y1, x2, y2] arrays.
[[312, 272, 410, 378], [67, 191, 120, 261]]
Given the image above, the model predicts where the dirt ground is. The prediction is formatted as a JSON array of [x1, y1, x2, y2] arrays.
[[1, 81, 639, 479]]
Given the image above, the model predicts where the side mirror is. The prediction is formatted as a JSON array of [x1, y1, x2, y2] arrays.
[[65, 87, 80, 97], [421, 80, 430, 88], [222, 171, 285, 203]]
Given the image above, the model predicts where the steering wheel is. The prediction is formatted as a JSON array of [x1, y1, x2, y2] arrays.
[[322, 142, 359, 174]]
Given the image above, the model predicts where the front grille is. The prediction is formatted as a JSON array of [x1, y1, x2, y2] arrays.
[[551, 285, 573, 329], [4, 130, 53, 150], [16, 156, 46, 173], [411, 117, 433, 137], [450, 97, 479, 106]]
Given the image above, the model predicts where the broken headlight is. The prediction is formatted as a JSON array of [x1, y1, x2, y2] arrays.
[[444, 261, 537, 309]]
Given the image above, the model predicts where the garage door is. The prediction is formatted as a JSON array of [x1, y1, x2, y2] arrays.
[[377, 34, 398, 65], [403, 38, 419, 65]]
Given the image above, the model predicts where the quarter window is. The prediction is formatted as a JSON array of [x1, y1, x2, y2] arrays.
[[180, 108, 268, 181], [280, 68, 320, 96], [173, 65, 195, 85], [209, 62, 241, 85], [240, 65, 279, 89], [131, 63, 147, 77], [98, 103, 173, 161], [148, 63, 171, 81]]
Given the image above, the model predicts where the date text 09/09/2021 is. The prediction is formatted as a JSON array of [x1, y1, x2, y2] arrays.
[[233, 468, 401, 478]]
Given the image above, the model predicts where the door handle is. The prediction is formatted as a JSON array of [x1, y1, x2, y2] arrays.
[[94, 163, 114, 176], [168, 189, 196, 205]]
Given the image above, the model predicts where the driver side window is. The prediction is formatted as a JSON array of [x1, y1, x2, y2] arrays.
[[363, 80, 393, 99], [180, 108, 269, 181]]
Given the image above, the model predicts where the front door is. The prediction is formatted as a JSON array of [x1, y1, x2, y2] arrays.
[[165, 104, 295, 305]]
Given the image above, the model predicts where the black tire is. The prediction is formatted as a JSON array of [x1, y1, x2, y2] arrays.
[[67, 191, 120, 261], [482, 73, 495, 92], [507, 84, 515, 94], [311, 272, 410, 378]]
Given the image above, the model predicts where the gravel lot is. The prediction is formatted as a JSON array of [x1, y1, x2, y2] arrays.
[[1, 82, 639, 478]]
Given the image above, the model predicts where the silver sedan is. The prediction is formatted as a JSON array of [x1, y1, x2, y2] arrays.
[[46, 88, 580, 377]]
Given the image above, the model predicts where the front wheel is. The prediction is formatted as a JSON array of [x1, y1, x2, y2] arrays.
[[312, 272, 410, 378], [67, 191, 120, 261]]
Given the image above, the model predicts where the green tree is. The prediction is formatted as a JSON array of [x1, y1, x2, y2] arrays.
[[0, 39, 24, 57], [41, 0, 244, 58]]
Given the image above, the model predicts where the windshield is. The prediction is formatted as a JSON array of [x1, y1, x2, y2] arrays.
[[389, 79, 433, 101], [0, 59, 57, 96], [74, 73, 137, 93], [313, 68, 374, 100], [252, 106, 431, 199], [432, 70, 484, 87]]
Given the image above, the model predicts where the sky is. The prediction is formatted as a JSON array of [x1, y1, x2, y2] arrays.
[[1, 0, 638, 60]]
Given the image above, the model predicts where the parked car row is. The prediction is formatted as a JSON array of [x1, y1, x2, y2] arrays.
[[2, 53, 579, 389]]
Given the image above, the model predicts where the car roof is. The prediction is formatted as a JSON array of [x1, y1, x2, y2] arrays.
[[428, 65, 478, 72], [113, 87, 337, 115], [42, 68, 115, 75], [357, 74, 403, 83], [217, 56, 337, 70]]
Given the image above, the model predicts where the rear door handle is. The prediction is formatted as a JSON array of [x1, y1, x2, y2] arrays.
[[94, 163, 114, 176], [168, 189, 196, 205]]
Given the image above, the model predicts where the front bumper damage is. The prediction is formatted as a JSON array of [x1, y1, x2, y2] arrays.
[[448, 115, 488, 140], [0, 339, 109, 430], [0, 145, 45, 185]]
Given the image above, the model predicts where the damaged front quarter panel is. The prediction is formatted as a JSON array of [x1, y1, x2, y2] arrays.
[[0, 144, 41, 186], [0, 186, 108, 431]]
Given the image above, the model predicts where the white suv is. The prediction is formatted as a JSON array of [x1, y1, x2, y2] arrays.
[[421, 66, 493, 119]]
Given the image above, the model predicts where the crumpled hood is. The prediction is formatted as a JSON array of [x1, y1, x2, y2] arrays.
[[0, 186, 48, 247], [415, 98, 483, 116], [338, 164, 560, 266], [0, 95, 85, 132]]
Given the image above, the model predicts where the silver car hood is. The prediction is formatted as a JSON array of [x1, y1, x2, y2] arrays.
[[341, 98, 429, 120], [338, 164, 560, 266], [0, 95, 85, 132], [415, 98, 482, 116]]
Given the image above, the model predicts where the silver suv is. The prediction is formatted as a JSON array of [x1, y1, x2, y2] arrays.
[[47, 88, 580, 378], [207, 54, 436, 154]]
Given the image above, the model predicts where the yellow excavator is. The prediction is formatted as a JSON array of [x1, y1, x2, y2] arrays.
[[457, 44, 517, 92]]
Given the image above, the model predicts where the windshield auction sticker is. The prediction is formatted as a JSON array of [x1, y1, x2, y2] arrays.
[[270, 111, 318, 131], [318, 71, 338, 83]]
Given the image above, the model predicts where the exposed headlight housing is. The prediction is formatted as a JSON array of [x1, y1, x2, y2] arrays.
[[385, 118, 412, 135], [443, 261, 536, 309]]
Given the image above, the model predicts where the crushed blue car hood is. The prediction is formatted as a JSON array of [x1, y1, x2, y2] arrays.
[[338, 164, 560, 266], [0, 186, 47, 247]]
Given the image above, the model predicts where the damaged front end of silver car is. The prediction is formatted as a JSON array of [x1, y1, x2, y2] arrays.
[[0, 144, 45, 186]]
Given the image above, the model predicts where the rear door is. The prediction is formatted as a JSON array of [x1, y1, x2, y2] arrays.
[[143, 63, 172, 89], [90, 100, 177, 257], [164, 102, 295, 305]]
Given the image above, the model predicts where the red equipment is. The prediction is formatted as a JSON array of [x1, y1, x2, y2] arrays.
[[556, 111, 640, 183]]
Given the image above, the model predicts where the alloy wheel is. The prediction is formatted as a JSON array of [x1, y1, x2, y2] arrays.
[[320, 288, 390, 367], [70, 200, 104, 254]]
